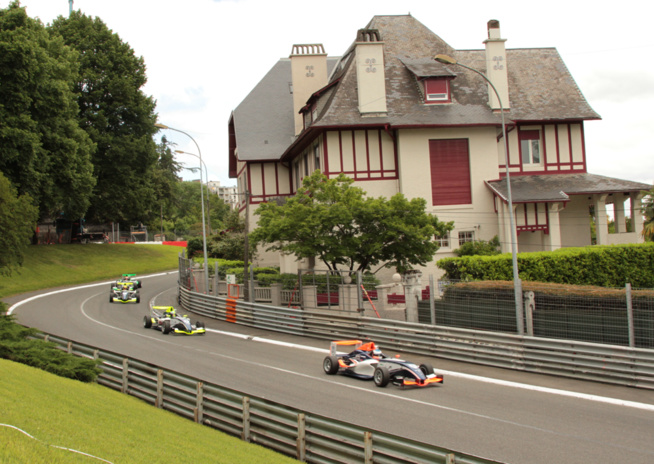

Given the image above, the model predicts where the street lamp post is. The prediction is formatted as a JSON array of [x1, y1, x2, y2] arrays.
[[155, 123, 210, 294], [434, 54, 523, 334], [175, 149, 212, 235]]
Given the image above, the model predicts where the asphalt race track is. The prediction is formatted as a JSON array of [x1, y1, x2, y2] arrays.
[[7, 272, 654, 464]]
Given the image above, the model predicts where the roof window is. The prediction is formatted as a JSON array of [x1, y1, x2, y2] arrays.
[[423, 77, 451, 103]]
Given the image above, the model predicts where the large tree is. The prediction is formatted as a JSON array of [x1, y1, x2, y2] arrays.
[[0, 173, 39, 276], [49, 11, 159, 224], [251, 171, 454, 273], [147, 135, 182, 235], [0, 2, 95, 221]]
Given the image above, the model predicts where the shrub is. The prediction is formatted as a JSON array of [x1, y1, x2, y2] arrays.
[[186, 237, 203, 258], [438, 243, 654, 288], [0, 304, 102, 382], [454, 236, 501, 257]]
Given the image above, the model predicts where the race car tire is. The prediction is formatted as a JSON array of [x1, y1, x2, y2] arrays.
[[196, 321, 205, 329], [136, 295, 140, 304], [143, 316, 152, 328], [162, 320, 171, 335], [323, 356, 340, 375], [419, 363, 434, 376], [109, 294, 113, 303], [373, 366, 390, 387]]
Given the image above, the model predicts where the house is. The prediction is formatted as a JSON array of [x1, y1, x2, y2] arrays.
[[228, 15, 651, 279]]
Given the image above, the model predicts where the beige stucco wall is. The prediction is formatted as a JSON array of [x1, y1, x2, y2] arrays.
[[396, 127, 501, 246], [559, 195, 592, 247], [355, 42, 387, 114]]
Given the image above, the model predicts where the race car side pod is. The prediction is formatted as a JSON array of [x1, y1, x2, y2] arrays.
[[361, 285, 380, 318]]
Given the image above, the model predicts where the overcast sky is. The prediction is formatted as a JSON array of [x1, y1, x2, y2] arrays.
[[7, 0, 654, 188]]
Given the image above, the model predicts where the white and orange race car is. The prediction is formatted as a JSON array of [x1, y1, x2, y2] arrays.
[[322, 340, 444, 388]]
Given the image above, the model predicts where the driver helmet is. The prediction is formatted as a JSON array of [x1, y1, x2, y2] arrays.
[[372, 348, 382, 358]]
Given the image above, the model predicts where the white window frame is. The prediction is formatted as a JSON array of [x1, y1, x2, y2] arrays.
[[458, 230, 474, 246], [313, 144, 320, 171], [435, 232, 450, 249], [520, 130, 542, 165]]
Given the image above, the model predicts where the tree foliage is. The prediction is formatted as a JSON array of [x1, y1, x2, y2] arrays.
[[49, 11, 159, 224], [0, 2, 95, 221], [0, 173, 39, 276], [251, 171, 454, 273], [208, 209, 250, 260]]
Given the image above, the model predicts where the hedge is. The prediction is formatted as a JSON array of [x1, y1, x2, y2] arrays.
[[437, 243, 654, 288]]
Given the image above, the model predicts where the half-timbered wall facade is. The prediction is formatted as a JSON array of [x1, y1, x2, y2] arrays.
[[229, 15, 650, 276]]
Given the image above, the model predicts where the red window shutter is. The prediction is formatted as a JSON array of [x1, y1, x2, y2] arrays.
[[519, 130, 540, 141], [424, 78, 450, 102], [429, 139, 471, 205]]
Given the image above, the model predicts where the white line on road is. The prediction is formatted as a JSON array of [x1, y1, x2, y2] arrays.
[[8, 278, 653, 413], [206, 327, 654, 412]]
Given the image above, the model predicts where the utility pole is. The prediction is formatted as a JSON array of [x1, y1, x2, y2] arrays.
[[69, 0, 73, 16], [243, 189, 250, 301]]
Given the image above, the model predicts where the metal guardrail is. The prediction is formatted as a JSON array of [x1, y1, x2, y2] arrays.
[[179, 287, 654, 390], [34, 333, 501, 464]]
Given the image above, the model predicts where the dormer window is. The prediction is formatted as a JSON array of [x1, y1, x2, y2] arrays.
[[423, 77, 451, 103], [399, 58, 456, 105]]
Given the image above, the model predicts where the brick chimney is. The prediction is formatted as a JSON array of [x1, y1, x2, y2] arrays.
[[483, 20, 510, 110], [290, 44, 328, 136], [355, 29, 387, 115]]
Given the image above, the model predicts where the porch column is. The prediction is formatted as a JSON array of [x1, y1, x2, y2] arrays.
[[544, 202, 563, 251], [594, 194, 609, 245], [631, 192, 646, 243], [614, 193, 627, 233]]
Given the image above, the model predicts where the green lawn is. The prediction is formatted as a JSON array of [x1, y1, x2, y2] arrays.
[[0, 359, 298, 464], [0, 244, 298, 464], [0, 244, 183, 298]]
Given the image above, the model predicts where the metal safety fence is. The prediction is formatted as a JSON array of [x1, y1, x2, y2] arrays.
[[33, 333, 501, 464], [178, 287, 654, 390]]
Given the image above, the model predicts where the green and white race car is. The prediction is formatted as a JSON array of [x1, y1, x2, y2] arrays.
[[115, 274, 142, 289], [110, 281, 140, 304]]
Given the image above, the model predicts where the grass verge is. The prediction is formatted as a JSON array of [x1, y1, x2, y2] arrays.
[[0, 244, 183, 298], [0, 359, 297, 464], [1, 244, 298, 463]]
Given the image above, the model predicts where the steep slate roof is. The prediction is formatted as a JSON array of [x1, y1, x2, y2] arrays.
[[230, 58, 340, 162], [231, 14, 602, 171], [486, 174, 651, 204], [312, 14, 600, 130], [230, 59, 293, 162]]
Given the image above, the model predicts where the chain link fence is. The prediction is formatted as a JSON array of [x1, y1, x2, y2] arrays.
[[419, 280, 654, 349]]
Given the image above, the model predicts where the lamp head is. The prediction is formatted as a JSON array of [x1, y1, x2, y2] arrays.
[[154, 123, 169, 129], [434, 54, 457, 65]]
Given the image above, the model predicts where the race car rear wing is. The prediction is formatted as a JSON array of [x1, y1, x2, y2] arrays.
[[329, 340, 363, 356]]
